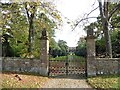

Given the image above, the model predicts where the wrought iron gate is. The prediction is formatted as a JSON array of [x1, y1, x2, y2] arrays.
[[49, 56, 86, 77]]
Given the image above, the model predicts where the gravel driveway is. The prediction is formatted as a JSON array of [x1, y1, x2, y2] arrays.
[[42, 75, 92, 88]]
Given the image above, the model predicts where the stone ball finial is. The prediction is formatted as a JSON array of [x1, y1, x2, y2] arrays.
[[42, 28, 48, 37], [87, 29, 93, 36], [40, 28, 48, 40]]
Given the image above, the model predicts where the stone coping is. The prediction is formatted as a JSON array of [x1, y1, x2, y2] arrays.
[[1, 57, 41, 60], [96, 58, 120, 61]]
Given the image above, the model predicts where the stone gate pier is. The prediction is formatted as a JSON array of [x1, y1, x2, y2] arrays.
[[86, 29, 120, 76], [40, 28, 49, 76], [86, 29, 96, 76]]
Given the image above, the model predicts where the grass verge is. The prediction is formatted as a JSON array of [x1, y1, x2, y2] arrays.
[[87, 74, 120, 89], [1, 72, 49, 88]]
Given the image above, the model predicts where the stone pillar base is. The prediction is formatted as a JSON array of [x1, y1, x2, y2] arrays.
[[40, 67, 48, 76], [87, 60, 96, 77], [87, 65, 96, 77], [87, 73, 96, 76]]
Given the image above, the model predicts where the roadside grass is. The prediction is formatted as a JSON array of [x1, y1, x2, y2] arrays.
[[87, 74, 120, 89], [1, 72, 49, 88]]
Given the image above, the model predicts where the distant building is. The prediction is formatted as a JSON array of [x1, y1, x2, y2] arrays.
[[68, 47, 76, 53]]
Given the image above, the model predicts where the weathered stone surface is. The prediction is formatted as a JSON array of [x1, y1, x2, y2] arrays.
[[86, 32, 96, 76], [86, 32, 120, 76], [1, 57, 120, 76], [95, 58, 120, 75], [39, 29, 49, 76], [1, 57, 47, 75], [86, 29, 120, 76]]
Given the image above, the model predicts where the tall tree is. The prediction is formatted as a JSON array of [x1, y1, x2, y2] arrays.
[[1, 1, 62, 58], [23, 1, 62, 57], [75, 41, 86, 57], [97, 0, 120, 57], [24, 2, 37, 57], [58, 40, 69, 56], [1, 3, 29, 57], [74, 1, 120, 58]]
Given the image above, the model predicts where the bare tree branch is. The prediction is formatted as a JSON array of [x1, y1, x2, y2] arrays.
[[92, 0, 97, 6], [86, 6, 99, 17], [98, 0, 105, 19], [24, 2, 30, 23], [72, 17, 97, 31], [72, 0, 99, 31]]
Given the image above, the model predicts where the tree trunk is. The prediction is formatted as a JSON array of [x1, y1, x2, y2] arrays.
[[98, 0, 112, 58], [28, 14, 34, 57], [24, 3, 36, 58], [103, 1, 112, 58], [103, 21, 112, 58]]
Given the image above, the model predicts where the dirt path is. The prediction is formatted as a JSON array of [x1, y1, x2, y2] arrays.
[[42, 76, 92, 88]]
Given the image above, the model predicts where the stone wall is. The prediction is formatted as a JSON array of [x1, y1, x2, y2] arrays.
[[95, 58, 120, 75], [1, 57, 120, 76], [1, 57, 48, 76]]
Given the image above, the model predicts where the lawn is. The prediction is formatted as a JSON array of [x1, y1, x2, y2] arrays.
[[50, 56, 68, 60], [50, 55, 86, 62], [87, 74, 120, 89], [1, 72, 49, 88]]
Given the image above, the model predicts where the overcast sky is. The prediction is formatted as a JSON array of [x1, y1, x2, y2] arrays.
[[54, 0, 99, 47]]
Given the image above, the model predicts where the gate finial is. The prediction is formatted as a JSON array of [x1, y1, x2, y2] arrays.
[[87, 29, 93, 37], [40, 28, 48, 40]]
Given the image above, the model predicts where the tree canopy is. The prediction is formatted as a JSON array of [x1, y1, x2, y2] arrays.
[[1, 1, 62, 58]]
